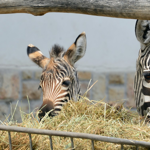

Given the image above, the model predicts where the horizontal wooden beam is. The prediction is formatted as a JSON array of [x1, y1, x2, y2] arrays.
[[0, 0, 150, 19]]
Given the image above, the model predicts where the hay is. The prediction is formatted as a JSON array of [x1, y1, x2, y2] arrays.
[[0, 97, 150, 150]]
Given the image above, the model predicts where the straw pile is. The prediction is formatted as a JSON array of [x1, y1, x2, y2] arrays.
[[0, 97, 150, 150]]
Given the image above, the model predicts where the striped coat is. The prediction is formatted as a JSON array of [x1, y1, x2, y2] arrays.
[[134, 20, 150, 116], [27, 32, 86, 119]]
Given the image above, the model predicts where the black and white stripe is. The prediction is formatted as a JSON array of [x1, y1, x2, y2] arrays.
[[40, 57, 81, 115], [134, 20, 150, 116], [27, 32, 86, 119]]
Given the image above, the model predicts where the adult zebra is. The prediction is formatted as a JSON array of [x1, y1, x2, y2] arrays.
[[27, 32, 86, 120], [134, 20, 150, 116]]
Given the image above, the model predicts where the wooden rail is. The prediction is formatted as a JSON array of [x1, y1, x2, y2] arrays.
[[0, 0, 150, 19]]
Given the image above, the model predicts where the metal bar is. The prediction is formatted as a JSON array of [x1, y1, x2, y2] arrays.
[[28, 133, 33, 150], [8, 131, 12, 150], [121, 144, 124, 150], [71, 137, 74, 150], [49, 136, 53, 150], [0, 125, 150, 148], [91, 140, 94, 150]]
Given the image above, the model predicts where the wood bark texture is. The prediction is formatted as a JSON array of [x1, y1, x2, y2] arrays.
[[0, 0, 150, 19]]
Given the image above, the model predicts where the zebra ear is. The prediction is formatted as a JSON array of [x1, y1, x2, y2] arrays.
[[64, 32, 86, 66], [27, 44, 49, 68], [135, 20, 150, 45]]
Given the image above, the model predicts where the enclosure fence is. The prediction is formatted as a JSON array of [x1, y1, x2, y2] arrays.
[[0, 125, 150, 150]]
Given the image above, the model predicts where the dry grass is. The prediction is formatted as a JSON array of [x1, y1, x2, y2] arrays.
[[0, 97, 150, 150]]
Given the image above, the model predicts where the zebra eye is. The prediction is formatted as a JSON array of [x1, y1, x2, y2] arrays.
[[62, 80, 71, 87], [144, 75, 150, 80], [143, 71, 150, 80]]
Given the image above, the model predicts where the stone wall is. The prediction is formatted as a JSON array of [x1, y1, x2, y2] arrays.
[[0, 68, 135, 122]]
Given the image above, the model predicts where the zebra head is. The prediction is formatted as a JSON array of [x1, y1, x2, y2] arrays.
[[27, 32, 86, 119], [135, 20, 150, 116]]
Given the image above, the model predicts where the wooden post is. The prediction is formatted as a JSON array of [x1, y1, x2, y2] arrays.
[[0, 0, 150, 19]]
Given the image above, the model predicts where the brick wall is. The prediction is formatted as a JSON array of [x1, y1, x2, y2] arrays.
[[0, 68, 135, 122]]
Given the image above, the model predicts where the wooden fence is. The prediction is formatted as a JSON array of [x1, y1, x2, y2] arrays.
[[0, 0, 150, 19]]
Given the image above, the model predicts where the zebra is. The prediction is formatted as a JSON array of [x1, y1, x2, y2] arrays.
[[27, 32, 86, 119], [134, 20, 150, 116]]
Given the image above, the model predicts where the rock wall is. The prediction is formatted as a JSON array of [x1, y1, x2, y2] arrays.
[[0, 68, 135, 122]]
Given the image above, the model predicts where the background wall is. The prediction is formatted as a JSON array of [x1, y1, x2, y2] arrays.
[[0, 13, 139, 72], [0, 13, 139, 122]]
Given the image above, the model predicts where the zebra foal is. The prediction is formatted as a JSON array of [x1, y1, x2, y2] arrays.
[[27, 32, 86, 119], [135, 20, 150, 116]]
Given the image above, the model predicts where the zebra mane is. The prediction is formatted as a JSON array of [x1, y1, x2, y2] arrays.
[[50, 44, 65, 59]]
